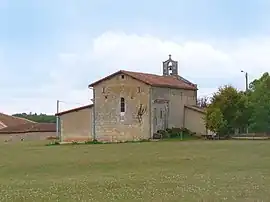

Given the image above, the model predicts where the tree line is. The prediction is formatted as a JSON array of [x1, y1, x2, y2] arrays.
[[13, 113, 56, 123], [203, 72, 270, 136]]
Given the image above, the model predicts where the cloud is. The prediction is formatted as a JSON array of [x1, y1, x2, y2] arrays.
[[1, 31, 270, 114]]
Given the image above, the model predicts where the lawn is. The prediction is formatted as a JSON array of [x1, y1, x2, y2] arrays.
[[1, 140, 270, 202]]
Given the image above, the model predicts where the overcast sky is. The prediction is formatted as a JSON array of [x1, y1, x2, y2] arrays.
[[1, 0, 270, 114]]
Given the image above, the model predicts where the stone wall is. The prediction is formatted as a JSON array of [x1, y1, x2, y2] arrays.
[[94, 73, 150, 142], [151, 87, 197, 130], [0, 132, 56, 142]]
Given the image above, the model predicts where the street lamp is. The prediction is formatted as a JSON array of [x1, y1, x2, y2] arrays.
[[241, 70, 249, 135], [241, 70, 249, 92]]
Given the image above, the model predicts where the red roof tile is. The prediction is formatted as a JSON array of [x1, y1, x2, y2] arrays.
[[0, 122, 56, 134], [88, 70, 197, 90], [0, 113, 35, 128], [55, 104, 93, 116]]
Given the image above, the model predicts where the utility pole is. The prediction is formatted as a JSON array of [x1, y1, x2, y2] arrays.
[[56, 100, 60, 141], [241, 70, 249, 135], [245, 72, 248, 93]]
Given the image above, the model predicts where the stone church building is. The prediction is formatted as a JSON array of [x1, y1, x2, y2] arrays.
[[56, 55, 207, 142]]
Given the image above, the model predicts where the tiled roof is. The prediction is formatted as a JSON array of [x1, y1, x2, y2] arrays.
[[0, 121, 6, 129], [55, 104, 93, 116], [0, 113, 35, 128], [0, 122, 56, 134], [88, 70, 197, 90]]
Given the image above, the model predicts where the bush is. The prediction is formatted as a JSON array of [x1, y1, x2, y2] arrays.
[[157, 130, 170, 138], [153, 133, 162, 139], [85, 139, 104, 144], [121, 139, 150, 143], [46, 141, 60, 146], [165, 128, 173, 134], [158, 127, 198, 140]]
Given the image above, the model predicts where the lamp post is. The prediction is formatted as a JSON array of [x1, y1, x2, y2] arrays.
[[56, 100, 60, 141], [241, 70, 248, 93], [241, 70, 249, 135]]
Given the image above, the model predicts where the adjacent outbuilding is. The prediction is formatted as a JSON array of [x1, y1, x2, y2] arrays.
[[56, 105, 93, 143]]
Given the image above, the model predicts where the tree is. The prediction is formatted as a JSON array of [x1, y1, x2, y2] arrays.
[[248, 72, 270, 133], [205, 107, 227, 135], [13, 113, 56, 123], [197, 96, 209, 108], [205, 85, 248, 136]]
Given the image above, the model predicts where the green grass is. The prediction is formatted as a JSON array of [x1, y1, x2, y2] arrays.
[[1, 140, 270, 201]]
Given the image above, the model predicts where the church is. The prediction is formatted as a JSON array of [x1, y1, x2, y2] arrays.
[[56, 55, 207, 142]]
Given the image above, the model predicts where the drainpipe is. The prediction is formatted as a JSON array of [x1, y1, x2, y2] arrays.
[[88, 87, 96, 140], [183, 106, 186, 128], [149, 87, 153, 139]]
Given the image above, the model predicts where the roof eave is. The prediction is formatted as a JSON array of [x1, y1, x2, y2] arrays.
[[185, 105, 206, 114], [55, 104, 94, 116], [88, 70, 124, 88], [151, 84, 197, 90]]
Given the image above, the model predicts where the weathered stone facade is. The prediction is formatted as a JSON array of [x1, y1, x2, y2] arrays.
[[55, 56, 209, 142], [93, 73, 151, 142], [151, 87, 197, 130]]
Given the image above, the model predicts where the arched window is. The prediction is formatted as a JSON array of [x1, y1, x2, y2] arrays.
[[120, 97, 125, 112]]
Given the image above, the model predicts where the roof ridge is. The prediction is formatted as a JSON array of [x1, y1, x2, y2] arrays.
[[121, 70, 162, 76], [11, 115, 36, 123], [89, 69, 197, 90]]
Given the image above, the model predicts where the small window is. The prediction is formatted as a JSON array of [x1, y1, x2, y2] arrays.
[[138, 87, 141, 93], [121, 75, 125, 79], [180, 92, 183, 99], [120, 97, 125, 112], [160, 110, 163, 119], [102, 87, 105, 93]]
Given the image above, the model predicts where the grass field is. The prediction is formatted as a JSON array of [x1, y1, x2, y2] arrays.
[[1, 140, 270, 202]]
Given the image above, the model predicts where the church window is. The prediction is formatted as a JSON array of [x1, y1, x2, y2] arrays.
[[120, 97, 125, 112]]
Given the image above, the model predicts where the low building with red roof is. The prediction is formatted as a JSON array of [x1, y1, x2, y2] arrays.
[[0, 113, 56, 142]]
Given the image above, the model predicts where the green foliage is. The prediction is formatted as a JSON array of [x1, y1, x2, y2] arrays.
[[46, 139, 150, 146], [205, 85, 247, 136], [206, 72, 270, 135], [85, 140, 105, 144], [157, 127, 197, 140], [46, 141, 60, 146], [248, 72, 270, 133], [157, 129, 170, 138], [205, 107, 227, 134], [13, 113, 56, 123]]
